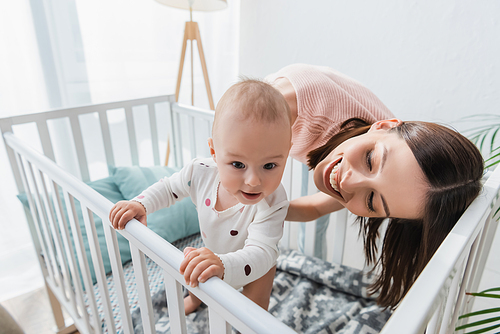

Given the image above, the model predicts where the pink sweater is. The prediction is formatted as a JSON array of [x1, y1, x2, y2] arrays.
[[266, 64, 395, 165]]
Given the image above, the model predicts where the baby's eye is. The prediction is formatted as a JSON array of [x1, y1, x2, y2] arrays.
[[232, 162, 245, 169], [263, 163, 277, 170]]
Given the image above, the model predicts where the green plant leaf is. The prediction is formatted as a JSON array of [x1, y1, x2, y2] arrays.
[[485, 152, 500, 168], [459, 113, 500, 169], [466, 292, 500, 299], [455, 316, 500, 330], [481, 288, 500, 294], [459, 307, 500, 319], [458, 323, 500, 334], [491, 128, 500, 152]]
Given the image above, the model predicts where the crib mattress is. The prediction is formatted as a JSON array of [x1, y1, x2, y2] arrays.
[[132, 249, 392, 334]]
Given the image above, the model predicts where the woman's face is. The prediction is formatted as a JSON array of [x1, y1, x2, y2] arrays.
[[313, 119, 428, 219]]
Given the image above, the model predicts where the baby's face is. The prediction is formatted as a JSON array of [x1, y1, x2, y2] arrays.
[[210, 115, 291, 205]]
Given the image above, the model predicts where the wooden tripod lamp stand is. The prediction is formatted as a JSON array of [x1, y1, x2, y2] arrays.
[[155, 0, 228, 110]]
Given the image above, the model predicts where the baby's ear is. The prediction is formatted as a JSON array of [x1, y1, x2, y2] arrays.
[[208, 138, 216, 162]]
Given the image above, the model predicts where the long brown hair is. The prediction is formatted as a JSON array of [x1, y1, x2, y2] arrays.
[[308, 118, 484, 309]]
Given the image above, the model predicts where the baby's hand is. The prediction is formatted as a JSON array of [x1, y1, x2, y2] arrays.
[[179, 247, 224, 287], [109, 200, 147, 230]]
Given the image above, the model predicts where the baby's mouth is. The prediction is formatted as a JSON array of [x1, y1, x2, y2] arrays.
[[329, 159, 342, 195], [242, 191, 261, 200]]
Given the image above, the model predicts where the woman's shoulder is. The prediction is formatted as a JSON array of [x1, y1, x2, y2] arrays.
[[266, 63, 332, 81]]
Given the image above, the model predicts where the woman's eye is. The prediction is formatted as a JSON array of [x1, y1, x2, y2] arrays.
[[366, 150, 373, 171], [232, 162, 245, 169], [263, 163, 276, 170], [367, 191, 375, 213]]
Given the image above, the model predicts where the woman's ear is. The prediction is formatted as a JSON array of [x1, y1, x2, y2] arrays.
[[368, 118, 403, 132], [208, 138, 216, 162]]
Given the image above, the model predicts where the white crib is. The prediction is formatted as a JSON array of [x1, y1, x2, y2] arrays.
[[1, 95, 498, 334]]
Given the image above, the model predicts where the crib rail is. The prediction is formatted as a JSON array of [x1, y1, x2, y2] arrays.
[[3, 96, 498, 334], [3, 131, 296, 333], [1, 95, 176, 189]]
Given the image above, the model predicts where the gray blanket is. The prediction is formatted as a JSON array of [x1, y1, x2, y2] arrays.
[[132, 249, 392, 333]]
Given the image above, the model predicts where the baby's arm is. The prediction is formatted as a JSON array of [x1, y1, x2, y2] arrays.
[[109, 200, 147, 230], [285, 191, 344, 221], [179, 247, 224, 287], [109, 160, 195, 230]]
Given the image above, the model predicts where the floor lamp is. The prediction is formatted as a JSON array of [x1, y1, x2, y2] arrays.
[[155, 0, 227, 110], [155, 0, 227, 165]]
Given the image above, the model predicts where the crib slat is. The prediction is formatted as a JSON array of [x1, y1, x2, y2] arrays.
[[125, 106, 139, 166], [209, 309, 232, 334], [62, 191, 95, 332], [174, 112, 183, 166], [425, 305, 442, 334], [101, 220, 134, 333], [130, 244, 156, 334], [69, 114, 90, 182], [28, 165, 60, 285], [50, 180, 80, 314], [36, 120, 56, 161], [463, 200, 500, 302], [281, 156, 293, 249], [148, 103, 161, 166], [450, 235, 481, 331], [303, 163, 317, 257], [167, 103, 179, 167], [98, 110, 115, 168], [438, 260, 465, 334], [331, 209, 347, 264], [188, 115, 197, 160], [304, 220, 316, 257], [163, 272, 187, 334], [81, 206, 117, 334], [15, 155, 52, 279], [0, 122, 24, 193], [206, 119, 212, 138], [38, 171, 73, 302]]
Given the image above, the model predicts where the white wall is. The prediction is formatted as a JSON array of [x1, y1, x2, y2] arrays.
[[239, 0, 500, 269], [239, 0, 500, 129]]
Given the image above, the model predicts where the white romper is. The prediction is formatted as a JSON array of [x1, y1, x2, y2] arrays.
[[134, 157, 289, 288]]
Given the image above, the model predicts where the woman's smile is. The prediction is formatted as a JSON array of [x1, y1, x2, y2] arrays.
[[323, 157, 344, 200]]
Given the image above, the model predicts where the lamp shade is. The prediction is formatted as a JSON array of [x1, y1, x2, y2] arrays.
[[155, 0, 227, 11]]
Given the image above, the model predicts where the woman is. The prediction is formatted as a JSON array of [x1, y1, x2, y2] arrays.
[[267, 64, 484, 308], [267, 63, 396, 259]]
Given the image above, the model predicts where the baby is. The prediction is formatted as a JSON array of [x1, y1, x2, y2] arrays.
[[109, 78, 292, 314]]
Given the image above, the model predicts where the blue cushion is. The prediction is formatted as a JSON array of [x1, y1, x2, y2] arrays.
[[17, 166, 200, 286], [17, 176, 129, 285], [109, 165, 200, 244]]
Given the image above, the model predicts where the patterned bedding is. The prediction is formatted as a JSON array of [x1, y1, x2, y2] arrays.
[[87, 233, 391, 333], [131, 249, 392, 333]]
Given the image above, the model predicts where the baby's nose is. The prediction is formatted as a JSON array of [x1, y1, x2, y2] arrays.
[[245, 171, 261, 187]]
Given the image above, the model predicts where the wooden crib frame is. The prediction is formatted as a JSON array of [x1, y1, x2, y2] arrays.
[[1, 95, 498, 334]]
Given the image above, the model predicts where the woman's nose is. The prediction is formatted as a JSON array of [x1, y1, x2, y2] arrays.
[[340, 168, 366, 193]]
